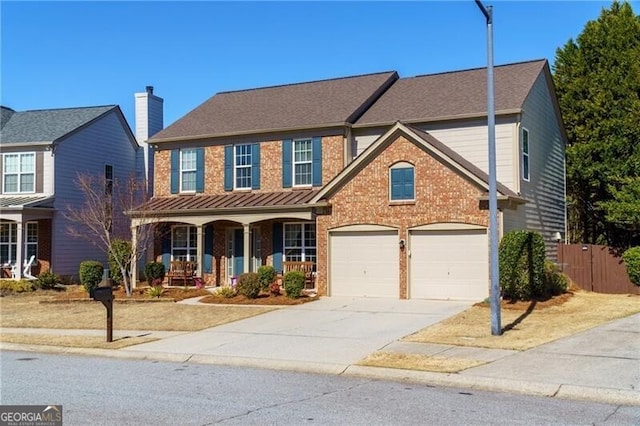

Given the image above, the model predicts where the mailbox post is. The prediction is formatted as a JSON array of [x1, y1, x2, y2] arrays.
[[90, 284, 113, 342]]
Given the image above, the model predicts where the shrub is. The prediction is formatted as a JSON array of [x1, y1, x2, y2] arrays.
[[236, 272, 261, 299], [499, 231, 545, 301], [79, 260, 104, 293], [146, 286, 164, 298], [144, 262, 166, 286], [0, 279, 34, 293], [623, 247, 640, 286], [108, 239, 132, 285], [269, 281, 281, 296], [284, 271, 305, 299], [257, 265, 277, 290], [217, 286, 236, 298], [543, 261, 569, 296], [34, 271, 62, 289]]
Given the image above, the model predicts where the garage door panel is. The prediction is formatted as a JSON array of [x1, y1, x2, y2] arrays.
[[330, 231, 398, 298], [410, 229, 488, 300]]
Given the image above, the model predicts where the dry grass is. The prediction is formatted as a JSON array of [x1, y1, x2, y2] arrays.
[[0, 291, 277, 331], [0, 333, 157, 349], [358, 352, 486, 373], [404, 291, 640, 351]]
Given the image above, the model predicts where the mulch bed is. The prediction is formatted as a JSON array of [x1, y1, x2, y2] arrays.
[[474, 291, 574, 310], [200, 292, 319, 306], [49, 285, 211, 303]]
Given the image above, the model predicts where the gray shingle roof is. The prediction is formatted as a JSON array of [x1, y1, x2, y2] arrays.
[[0, 105, 116, 145], [151, 71, 399, 142], [355, 60, 547, 127]]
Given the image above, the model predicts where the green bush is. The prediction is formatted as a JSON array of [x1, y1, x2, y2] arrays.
[[34, 271, 62, 289], [543, 261, 569, 296], [146, 286, 164, 298], [257, 265, 277, 290], [236, 272, 261, 299], [217, 286, 236, 298], [79, 260, 104, 293], [499, 230, 546, 301], [284, 271, 305, 299], [108, 239, 132, 285], [0, 279, 35, 293], [622, 246, 640, 286], [144, 262, 166, 286]]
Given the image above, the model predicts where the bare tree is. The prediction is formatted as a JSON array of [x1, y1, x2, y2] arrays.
[[64, 172, 154, 297]]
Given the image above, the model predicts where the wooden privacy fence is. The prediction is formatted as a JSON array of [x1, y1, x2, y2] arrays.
[[557, 243, 640, 295]]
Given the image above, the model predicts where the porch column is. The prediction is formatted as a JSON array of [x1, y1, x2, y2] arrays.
[[131, 225, 138, 289], [196, 224, 204, 276], [15, 222, 23, 279], [243, 223, 250, 273]]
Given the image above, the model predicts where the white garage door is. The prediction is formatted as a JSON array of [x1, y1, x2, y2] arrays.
[[330, 231, 399, 297], [410, 229, 488, 300]]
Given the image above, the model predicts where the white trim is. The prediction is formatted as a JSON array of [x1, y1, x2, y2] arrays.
[[409, 223, 487, 231], [330, 224, 398, 232], [171, 224, 197, 261], [2, 152, 36, 194], [233, 143, 252, 190], [292, 138, 313, 187], [179, 148, 197, 193]]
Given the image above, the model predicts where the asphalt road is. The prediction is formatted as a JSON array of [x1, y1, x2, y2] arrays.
[[1, 351, 638, 425]]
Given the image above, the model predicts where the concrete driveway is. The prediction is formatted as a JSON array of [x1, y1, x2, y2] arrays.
[[122, 297, 472, 373]]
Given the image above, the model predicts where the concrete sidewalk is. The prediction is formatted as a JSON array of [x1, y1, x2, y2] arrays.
[[1, 302, 638, 406]]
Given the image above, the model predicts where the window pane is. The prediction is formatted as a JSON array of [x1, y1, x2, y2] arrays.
[[284, 224, 302, 247], [26, 223, 38, 243], [285, 248, 302, 261], [181, 149, 196, 170], [0, 245, 8, 264], [0, 223, 11, 242], [20, 173, 34, 192], [235, 144, 251, 166], [21, 154, 34, 172], [294, 164, 312, 186], [189, 226, 197, 247], [523, 157, 529, 180], [294, 140, 312, 162], [235, 167, 251, 189], [523, 130, 529, 154], [4, 155, 19, 173], [173, 227, 188, 248], [182, 171, 196, 191], [25, 244, 37, 260], [304, 225, 316, 247], [4, 175, 17, 193]]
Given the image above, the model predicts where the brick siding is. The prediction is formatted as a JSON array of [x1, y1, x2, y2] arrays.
[[316, 135, 489, 299]]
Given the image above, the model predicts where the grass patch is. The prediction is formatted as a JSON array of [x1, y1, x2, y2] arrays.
[[0, 290, 277, 331], [358, 352, 486, 373], [404, 291, 640, 351], [0, 333, 158, 349]]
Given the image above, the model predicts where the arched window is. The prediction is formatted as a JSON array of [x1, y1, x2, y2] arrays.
[[389, 162, 415, 201]]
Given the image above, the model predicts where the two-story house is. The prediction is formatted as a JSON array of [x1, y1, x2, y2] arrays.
[[129, 59, 566, 301], [0, 87, 163, 280]]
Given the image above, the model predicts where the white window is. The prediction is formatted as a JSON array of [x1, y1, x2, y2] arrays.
[[522, 128, 530, 182], [172, 226, 196, 261], [3, 153, 35, 193], [234, 144, 252, 189], [389, 163, 415, 201], [284, 223, 316, 263], [0, 221, 37, 265], [293, 139, 312, 186], [180, 149, 197, 192]]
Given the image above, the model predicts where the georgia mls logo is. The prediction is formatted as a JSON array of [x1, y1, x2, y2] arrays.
[[0, 405, 62, 426]]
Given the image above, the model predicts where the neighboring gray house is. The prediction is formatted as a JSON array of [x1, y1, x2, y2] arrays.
[[0, 88, 163, 279]]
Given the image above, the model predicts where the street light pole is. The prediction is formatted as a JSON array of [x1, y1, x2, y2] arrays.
[[475, 0, 501, 336]]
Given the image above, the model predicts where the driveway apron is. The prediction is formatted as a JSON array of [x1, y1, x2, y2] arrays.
[[121, 297, 471, 372]]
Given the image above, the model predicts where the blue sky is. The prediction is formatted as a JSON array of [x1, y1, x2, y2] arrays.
[[1, 1, 618, 129]]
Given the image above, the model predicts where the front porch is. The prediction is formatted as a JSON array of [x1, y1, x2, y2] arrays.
[[128, 190, 327, 288]]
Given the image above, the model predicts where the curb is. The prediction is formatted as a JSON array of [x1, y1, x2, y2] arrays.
[[3, 343, 638, 406]]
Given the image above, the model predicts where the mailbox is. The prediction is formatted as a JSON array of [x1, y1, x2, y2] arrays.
[[90, 286, 113, 302]]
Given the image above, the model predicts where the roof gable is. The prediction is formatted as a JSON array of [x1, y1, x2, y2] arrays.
[[312, 121, 521, 203], [152, 71, 399, 142], [355, 60, 547, 127], [0, 105, 116, 145]]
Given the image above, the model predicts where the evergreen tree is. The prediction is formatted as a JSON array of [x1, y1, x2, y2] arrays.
[[553, 1, 640, 247]]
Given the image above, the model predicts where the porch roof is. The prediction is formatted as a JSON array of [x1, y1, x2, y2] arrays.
[[0, 195, 54, 209], [128, 189, 322, 217]]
